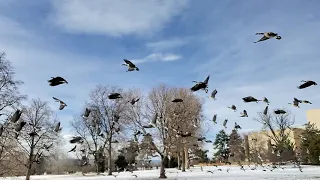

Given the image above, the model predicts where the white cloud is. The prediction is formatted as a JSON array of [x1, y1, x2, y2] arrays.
[[146, 38, 190, 50], [131, 53, 182, 64], [49, 0, 189, 37]]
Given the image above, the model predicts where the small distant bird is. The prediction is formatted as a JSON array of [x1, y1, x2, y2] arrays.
[[302, 100, 312, 104], [108, 93, 123, 99], [29, 131, 38, 137], [191, 75, 210, 93], [15, 121, 26, 132], [0, 125, 3, 136], [48, 76, 68, 86], [297, 80, 317, 89], [54, 122, 62, 132], [68, 145, 77, 152], [223, 119, 228, 128], [274, 109, 286, 114], [82, 108, 91, 118], [122, 59, 139, 72], [210, 89, 218, 100], [205, 140, 212, 143], [242, 96, 261, 103], [172, 98, 183, 103], [240, 110, 248, 117], [53, 97, 67, 110], [10, 109, 22, 123], [263, 106, 268, 115], [197, 136, 206, 142], [129, 98, 140, 105], [263, 97, 270, 105], [228, 105, 237, 111], [143, 113, 157, 128], [234, 122, 241, 129], [70, 136, 83, 144], [288, 98, 301, 108], [212, 114, 217, 124], [254, 32, 282, 43]]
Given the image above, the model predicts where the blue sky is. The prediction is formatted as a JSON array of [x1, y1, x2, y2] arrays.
[[0, 0, 320, 157]]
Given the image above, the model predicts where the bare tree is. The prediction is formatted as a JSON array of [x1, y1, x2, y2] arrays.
[[71, 85, 128, 176], [12, 99, 60, 180], [124, 85, 204, 178], [254, 110, 295, 162]]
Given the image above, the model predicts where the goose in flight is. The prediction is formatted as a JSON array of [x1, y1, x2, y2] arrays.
[[212, 114, 217, 124], [242, 96, 261, 103], [48, 76, 68, 86], [223, 119, 228, 128], [274, 109, 286, 114], [254, 32, 281, 43], [228, 105, 237, 112], [297, 80, 317, 89], [54, 122, 62, 132], [53, 97, 67, 110], [143, 113, 157, 128], [191, 75, 210, 93], [172, 98, 183, 103], [10, 109, 22, 123], [288, 98, 301, 108], [129, 98, 140, 105], [263, 97, 270, 105], [263, 106, 268, 115], [240, 110, 248, 117], [108, 93, 123, 100], [122, 59, 139, 72], [83, 108, 91, 118], [68, 145, 77, 152], [210, 89, 218, 100]]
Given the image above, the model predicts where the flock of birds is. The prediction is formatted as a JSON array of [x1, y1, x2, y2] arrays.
[[0, 32, 318, 175]]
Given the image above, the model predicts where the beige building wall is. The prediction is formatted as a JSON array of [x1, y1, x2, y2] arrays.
[[306, 109, 320, 129]]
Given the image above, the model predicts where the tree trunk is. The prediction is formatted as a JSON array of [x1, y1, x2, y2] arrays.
[[107, 142, 112, 176], [177, 151, 181, 170], [181, 147, 186, 172], [25, 137, 35, 180], [159, 155, 167, 179], [185, 147, 190, 169]]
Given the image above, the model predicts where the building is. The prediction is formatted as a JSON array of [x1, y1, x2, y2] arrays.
[[306, 109, 320, 128]]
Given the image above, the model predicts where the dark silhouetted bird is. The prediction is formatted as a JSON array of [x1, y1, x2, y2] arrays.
[[242, 96, 261, 103], [210, 89, 218, 100], [48, 76, 68, 86], [70, 136, 83, 144], [263, 97, 270, 105], [223, 119, 228, 128], [197, 136, 206, 142], [228, 105, 237, 111], [235, 122, 241, 129], [289, 98, 301, 108], [143, 113, 157, 128], [108, 93, 122, 99], [205, 139, 212, 143], [263, 106, 268, 115], [240, 110, 248, 117], [302, 100, 312, 104], [191, 75, 210, 93], [129, 98, 140, 105], [53, 97, 67, 110], [122, 59, 139, 72], [68, 145, 77, 152], [54, 122, 62, 132], [15, 121, 26, 132], [10, 109, 22, 123], [212, 114, 217, 124], [297, 80, 317, 89], [29, 131, 38, 137], [274, 109, 286, 114], [254, 32, 281, 43], [83, 108, 91, 118], [172, 98, 183, 103]]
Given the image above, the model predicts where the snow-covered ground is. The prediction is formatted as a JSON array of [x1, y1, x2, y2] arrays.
[[2, 165, 320, 180]]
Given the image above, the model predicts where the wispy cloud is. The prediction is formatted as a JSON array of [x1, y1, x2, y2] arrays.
[[131, 53, 182, 64], [49, 0, 189, 37]]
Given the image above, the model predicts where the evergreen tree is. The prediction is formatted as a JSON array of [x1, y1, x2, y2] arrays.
[[194, 149, 209, 163], [301, 122, 320, 165], [213, 130, 230, 162], [115, 155, 128, 171], [228, 129, 245, 163]]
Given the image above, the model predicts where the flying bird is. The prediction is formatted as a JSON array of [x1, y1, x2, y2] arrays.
[[15, 121, 26, 132], [108, 93, 123, 100], [274, 109, 286, 114], [223, 119, 228, 128], [68, 145, 77, 152], [302, 100, 312, 104], [48, 76, 68, 86], [228, 105, 237, 112], [54, 122, 62, 132], [242, 96, 261, 103], [10, 109, 22, 123], [70, 136, 83, 144], [212, 114, 217, 124], [263, 106, 268, 115], [53, 97, 67, 110], [129, 98, 140, 105], [297, 80, 317, 89], [263, 97, 270, 105], [234, 122, 241, 129], [191, 75, 210, 93], [143, 113, 157, 128], [122, 59, 139, 72], [254, 32, 282, 43], [172, 98, 183, 103], [240, 110, 248, 117], [83, 108, 91, 118], [288, 98, 301, 108], [205, 140, 212, 143], [210, 89, 218, 100]]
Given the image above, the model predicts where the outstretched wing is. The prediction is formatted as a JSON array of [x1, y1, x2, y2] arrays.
[[53, 97, 61, 102], [204, 75, 210, 84], [124, 59, 135, 67], [255, 36, 269, 43]]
